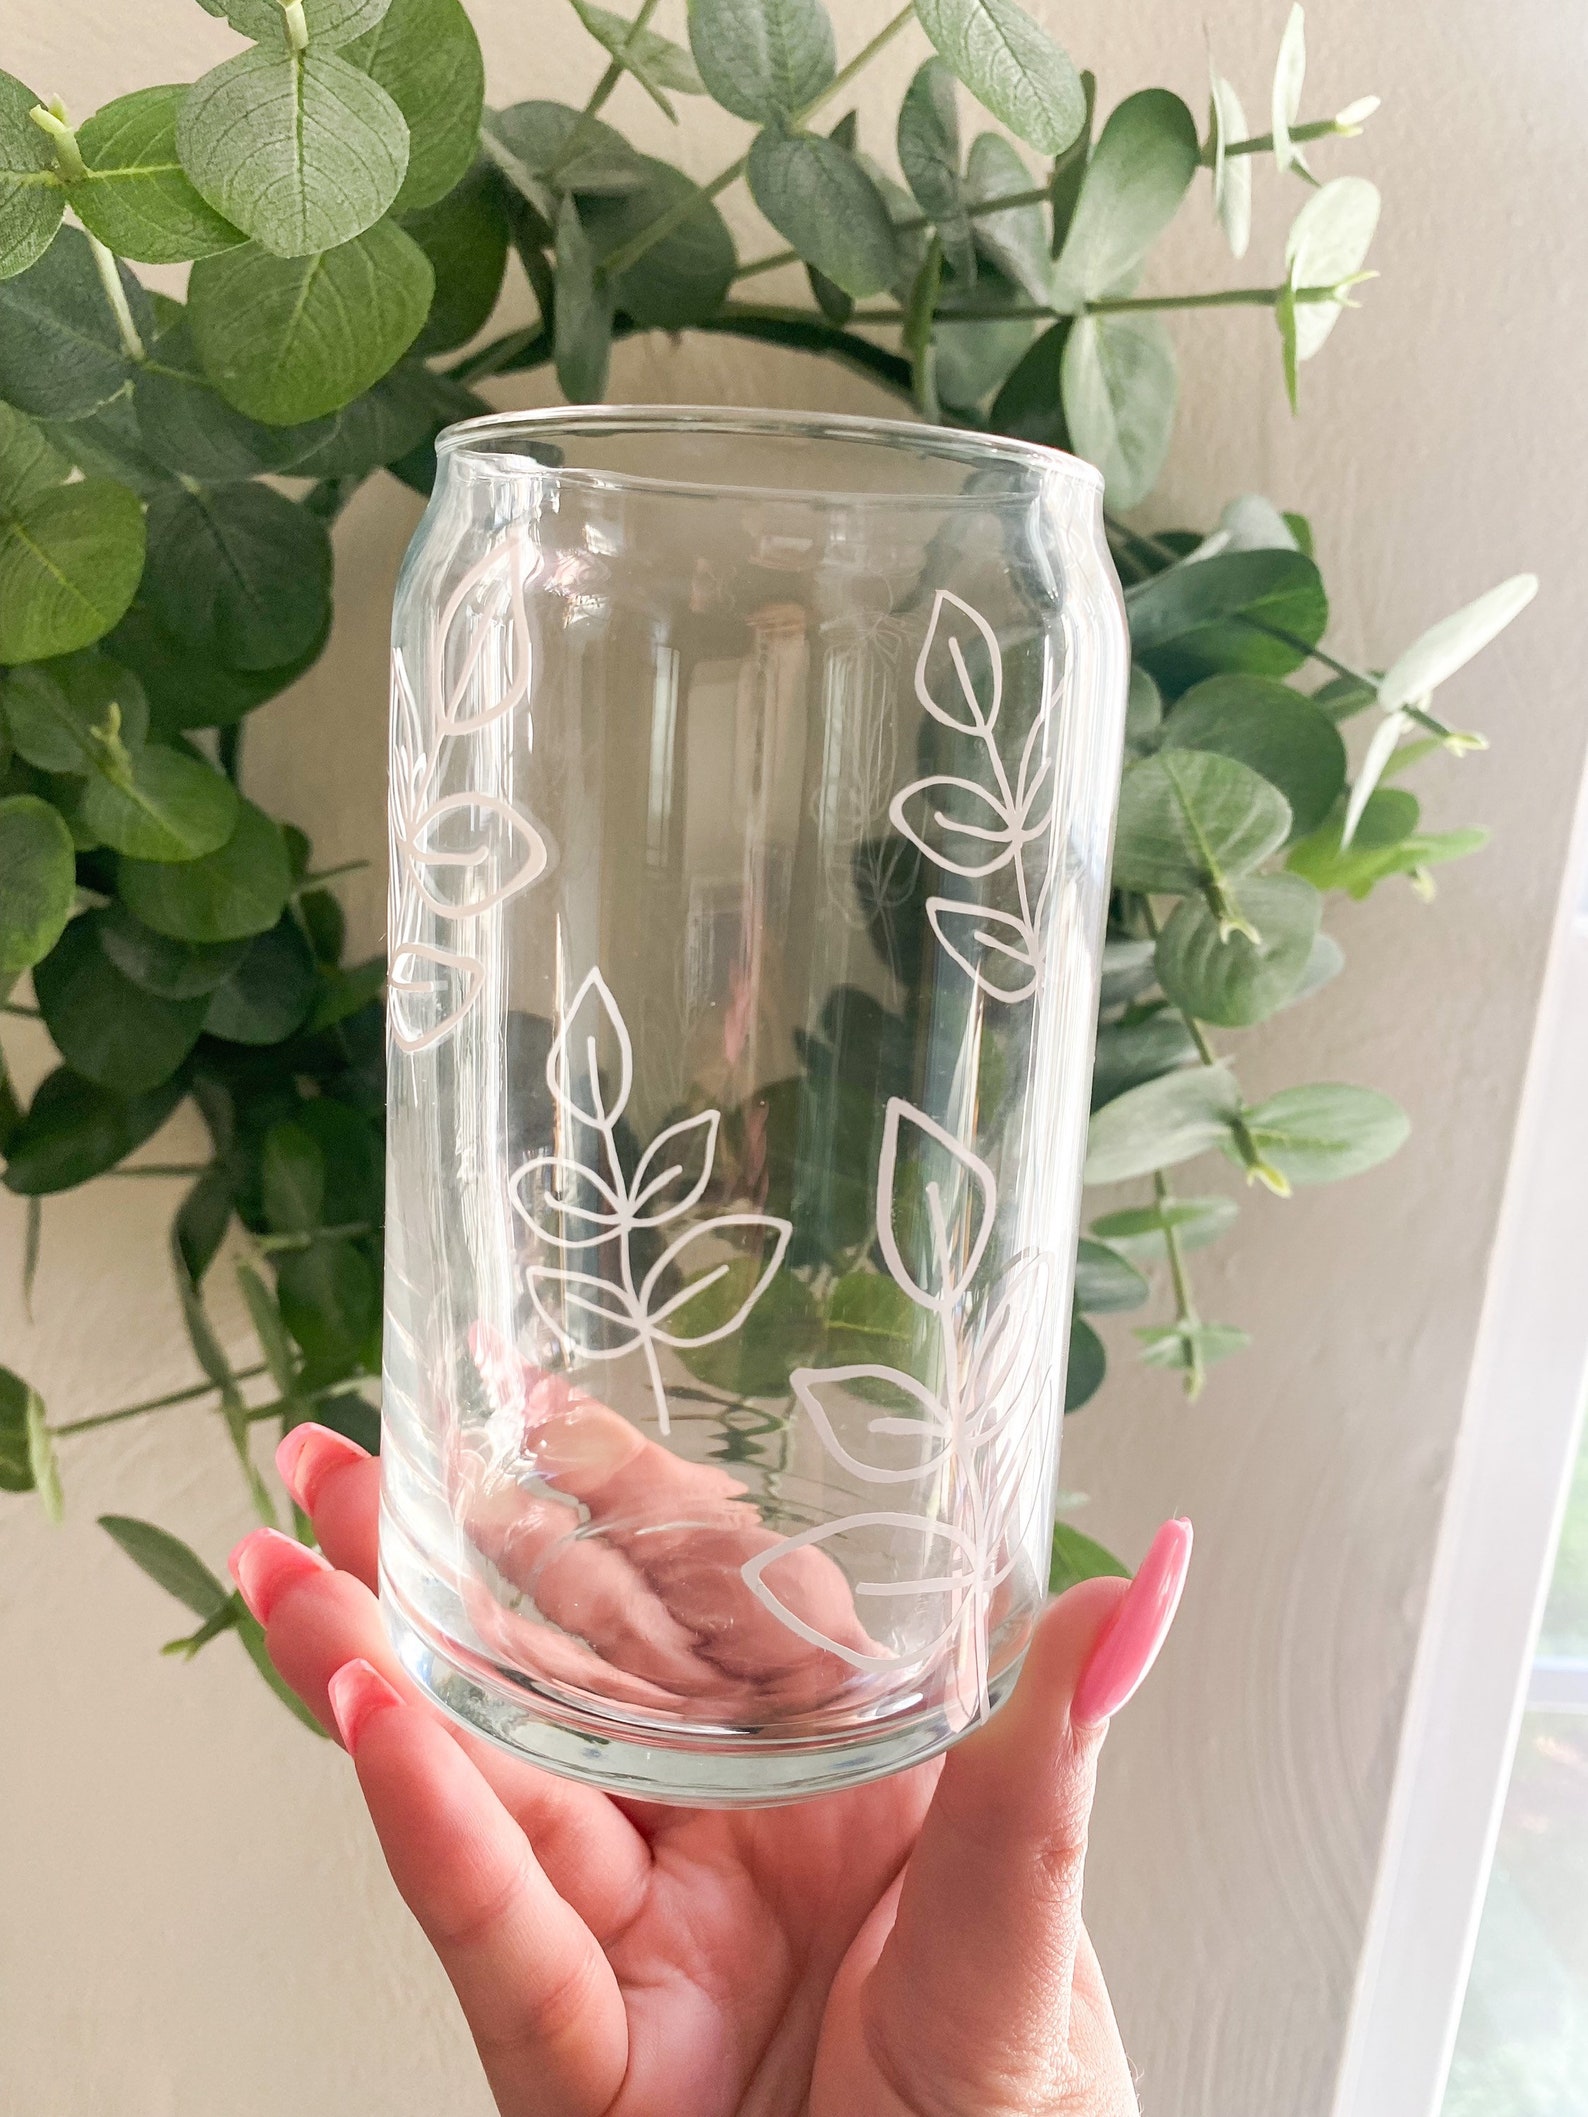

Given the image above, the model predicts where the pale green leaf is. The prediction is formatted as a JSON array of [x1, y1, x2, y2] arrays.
[[746, 126, 895, 299], [1072, 1236, 1149, 1313], [214, 0, 393, 52], [0, 399, 70, 509], [965, 131, 1050, 301], [0, 796, 75, 974], [1284, 175, 1380, 358], [27, 1387, 62, 1520], [581, 156, 737, 325], [1084, 1063, 1241, 1185], [1060, 311, 1176, 508], [1112, 749, 1292, 894], [0, 226, 143, 417], [1207, 67, 1250, 259], [916, 0, 1085, 157], [1377, 574, 1539, 712], [687, 0, 835, 125], [569, 0, 704, 117], [133, 311, 338, 481], [1053, 88, 1198, 306], [1091, 1192, 1238, 1264], [1232, 1082, 1409, 1186], [1050, 1519, 1130, 1591], [0, 69, 64, 280], [897, 59, 974, 281], [0, 479, 146, 663], [342, 0, 484, 213], [76, 747, 241, 864], [1155, 872, 1322, 1026], [1158, 672, 1346, 837], [1271, 5, 1311, 178], [553, 196, 613, 401]]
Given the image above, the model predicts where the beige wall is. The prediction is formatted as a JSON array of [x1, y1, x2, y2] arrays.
[[3, 3, 1585, 2112]]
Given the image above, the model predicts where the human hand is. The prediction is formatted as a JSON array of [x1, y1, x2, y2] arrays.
[[234, 1422, 1191, 2117]]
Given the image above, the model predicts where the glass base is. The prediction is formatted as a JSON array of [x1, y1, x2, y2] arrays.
[[381, 1575, 1025, 1808]]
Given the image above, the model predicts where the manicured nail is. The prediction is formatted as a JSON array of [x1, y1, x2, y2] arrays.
[[327, 1659, 403, 1753], [1071, 1517, 1193, 1730], [228, 1526, 329, 1626], [276, 1423, 368, 1513]]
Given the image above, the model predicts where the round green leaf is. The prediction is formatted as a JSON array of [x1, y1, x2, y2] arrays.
[[37, 390, 178, 501], [687, 0, 835, 124], [404, 165, 509, 353], [1155, 873, 1322, 1027], [1091, 1193, 1238, 1264], [1060, 310, 1176, 509], [1125, 547, 1330, 688], [674, 1261, 822, 1397], [935, 264, 1037, 412], [34, 911, 207, 1092], [108, 596, 329, 734], [819, 1269, 920, 1368], [217, 0, 393, 47], [897, 59, 974, 281], [2, 1065, 185, 1195], [1233, 1082, 1409, 1186], [98, 901, 249, 998], [202, 915, 317, 1043], [70, 85, 245, 264], [0, 398, 71, 506], [568, 0, 703, 115], [0, 226, 144, 418], [276, 1237, 379, 1376], [0, 794, 75, 973], [342, 0, 485, 214], [1159, 673, 1347, 838], [76, 746, 240, 863], [1065, 1312, 1105, 1410], [1284, 176, 1381, 360], [1084, 1062, 1241, 1186], [0, 1364, 40, 1490], [1377, 574, 1539, 714], [552, 196, 613, 403], [177, 46, 409, 259], [1112, 749, 1292, 895], [916, 0, 1085, 156], [1053, 89, 1198, 307], [279, 360, 446, 477], [140, 485, 331, 673], [261, 1118, 326, 1232], [133, 311, 337, 480], [0, 478, 146, 663], [989, 317, 1071, 446], [1090, 1011, 1199, 1110], [747, 128, 895, 300], [0, 70, 65, 280], [2, 651, 148, 772], [482, 101, 650, 202], [1050, 1518, 1129, 1589], [117, 799, 292, 941], [188, 221, 433, 423], [965, 130, 1051, 301], [1073, 1236, 1149, 1313], [581, 156, 737, 327]]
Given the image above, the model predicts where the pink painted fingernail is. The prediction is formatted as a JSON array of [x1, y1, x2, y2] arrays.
[[228, 1526, 330, 1626], [327, 1658, 403, 1753], [1071, 1517, 1193, 1730], [276, 1423, 368, 1512]]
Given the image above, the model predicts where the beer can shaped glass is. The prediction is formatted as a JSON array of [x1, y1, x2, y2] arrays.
[[381, 407, 1128, 1803]]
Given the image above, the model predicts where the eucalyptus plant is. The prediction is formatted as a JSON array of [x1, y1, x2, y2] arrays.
[[0, 0, 1535, 1697]]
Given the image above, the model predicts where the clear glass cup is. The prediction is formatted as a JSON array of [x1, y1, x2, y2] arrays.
[[381, 406, 1127, 1803]]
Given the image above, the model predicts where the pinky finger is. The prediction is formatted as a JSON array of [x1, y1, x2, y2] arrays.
[[329, 1662, 628, 2117]]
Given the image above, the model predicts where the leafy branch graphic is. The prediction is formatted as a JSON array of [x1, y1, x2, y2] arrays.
[[741, 1095, 1054, 1720], [389, 528, 550, 1054], [888, 589, 1057, 1005], [509, 968, 793, 1436]]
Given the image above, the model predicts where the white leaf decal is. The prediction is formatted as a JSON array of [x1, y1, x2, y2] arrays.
[[790, 1365, 954, 1484], [916, 589, 1003, 735], [740, 1512, 982, 1674], [644, 1215, 793, 1347], [388, 942, 483, 1055], [402, 790, 549, 920], [888, 772, 1018, 881], [877, 1096, 996, 1313], [508, 1154, 624, 1249], [547, 966, 633, 1128], [525, 1265, 643, 1354], [926, 899, 1040, 1004], [629, 1109, 720, 1224]]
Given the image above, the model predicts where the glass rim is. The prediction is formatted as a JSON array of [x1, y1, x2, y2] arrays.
[[434, 402, 1105, 506]]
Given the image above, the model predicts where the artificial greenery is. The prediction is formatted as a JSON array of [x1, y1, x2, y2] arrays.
[[0, 0, 1535, 1707]]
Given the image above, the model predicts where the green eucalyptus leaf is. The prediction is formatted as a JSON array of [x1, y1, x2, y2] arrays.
[[99, 901, 249, 998], [916, 0, 1085, 157], [1083, 1062, 1241, 1186], [133, 311, 337, 480], [0, 226, 146, 418], [1232, 1082, 1409, 1186], [237, 1260, 301, 1393], [1285, 928, 1344, 1006], [582, 156, 737, 325], [1271, 4, 1310, 178], [933, 263, 1034, 411], [215, 0, 393, 45], [188, 221, 433, 423], [1125, 546, 1329, 686], [820, 1269, 921, 1368], [1313, 673, 1380, 722], [278, 359, 447, 476], [1126, 662, 1163, 746], [140, 485, 332, 671], [1050, 1517, 1129, 1589], [202, 914, 318, 1043], [674, 1261, 821, 1396], [37, 390, 178, 500], [1136, 1318, 1249, 1380], [1159, 673, 1347, 838], [553, 197, 613, 402], [1065, 1311, 1105, 1409], [1072, 1235, 1149, 1313], [1047, 66, 1094, 259], [687, 0, 835, 124], [405, 164, 509, 353], [897, 59, 974, 281], [0, 1364, 40, 1490], [1284, 176, 1380, 359], [70, 85, 245, 263], [294, 1096, 382, 1225], [1377, 574, 1539, 713], [0, 398, 70, 506], [965, 130, 1050, 301], [1053, 88, 1198, 307], [76, 745, 240, 863], [1155, 872, 1322, 1027], [1060, 311, 1176, 508], [2, 1066, 185, 1195], [2, 652, 148, 772], [1112, 749, 1291, 895], [100, 1513, 229, 1617], [25, 1389, 62, 1518], [276, 1236, 380, 1379], [1092, 1192, 1237, 1264], [117, 800, 292, 941], [1287, 791, 1486, 900], [342, 0, 485, 214], [107, 597, 329, 733], [746, 126, 895, 300], [261, 1118, 326, 1232], [34, 911, 207, 1092], [569, 0, 704, 117], [176, 1166, 233, 1283], [1207, 68, 1252, 260], [482, 101, 650, 203], [307, 957, 386, 1032], [1098, 934, 1156, 1008], [988, 316, 1070, 445], [0, 70, 64, 280], [177, 45, 409, 258], [1090, 1011, 1199, 1110], [0, 795, 75, 974], [0, 478, 146, 664]]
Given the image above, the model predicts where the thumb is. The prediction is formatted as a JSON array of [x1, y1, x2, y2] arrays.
[[865, 1519, 1192, 2110]]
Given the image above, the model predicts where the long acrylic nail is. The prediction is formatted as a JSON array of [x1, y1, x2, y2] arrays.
[[276, 1423, 368, 1513], [327, 1659, 403, 1753], [1071, 1517, 1193, 1730], [228, 1526, 329, 1626]]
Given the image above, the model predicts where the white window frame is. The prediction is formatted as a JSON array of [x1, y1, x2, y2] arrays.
[[1333, 750, 1588, 2117]]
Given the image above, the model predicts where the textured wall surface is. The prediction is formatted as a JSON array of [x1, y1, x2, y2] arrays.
[[2, 4, 1584, 2114]]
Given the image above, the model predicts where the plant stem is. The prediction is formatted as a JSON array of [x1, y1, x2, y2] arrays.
[[1, 1001, 40, 1020], [852, 284, 1338, 325], [546, 0, 665, 181], [597, 2, 918, 279], [1199, 116, 1349, 166], [52, 1364, 271, 1437], [85, 230, 146, 361], [254, 1221, 374, 1252], [297, 857, 369, 886], [734, 246, 800, 280], [218, 723, 243, 784], [103, 1163, 209, 1178], [1152, 1172, 1205, 1399]]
